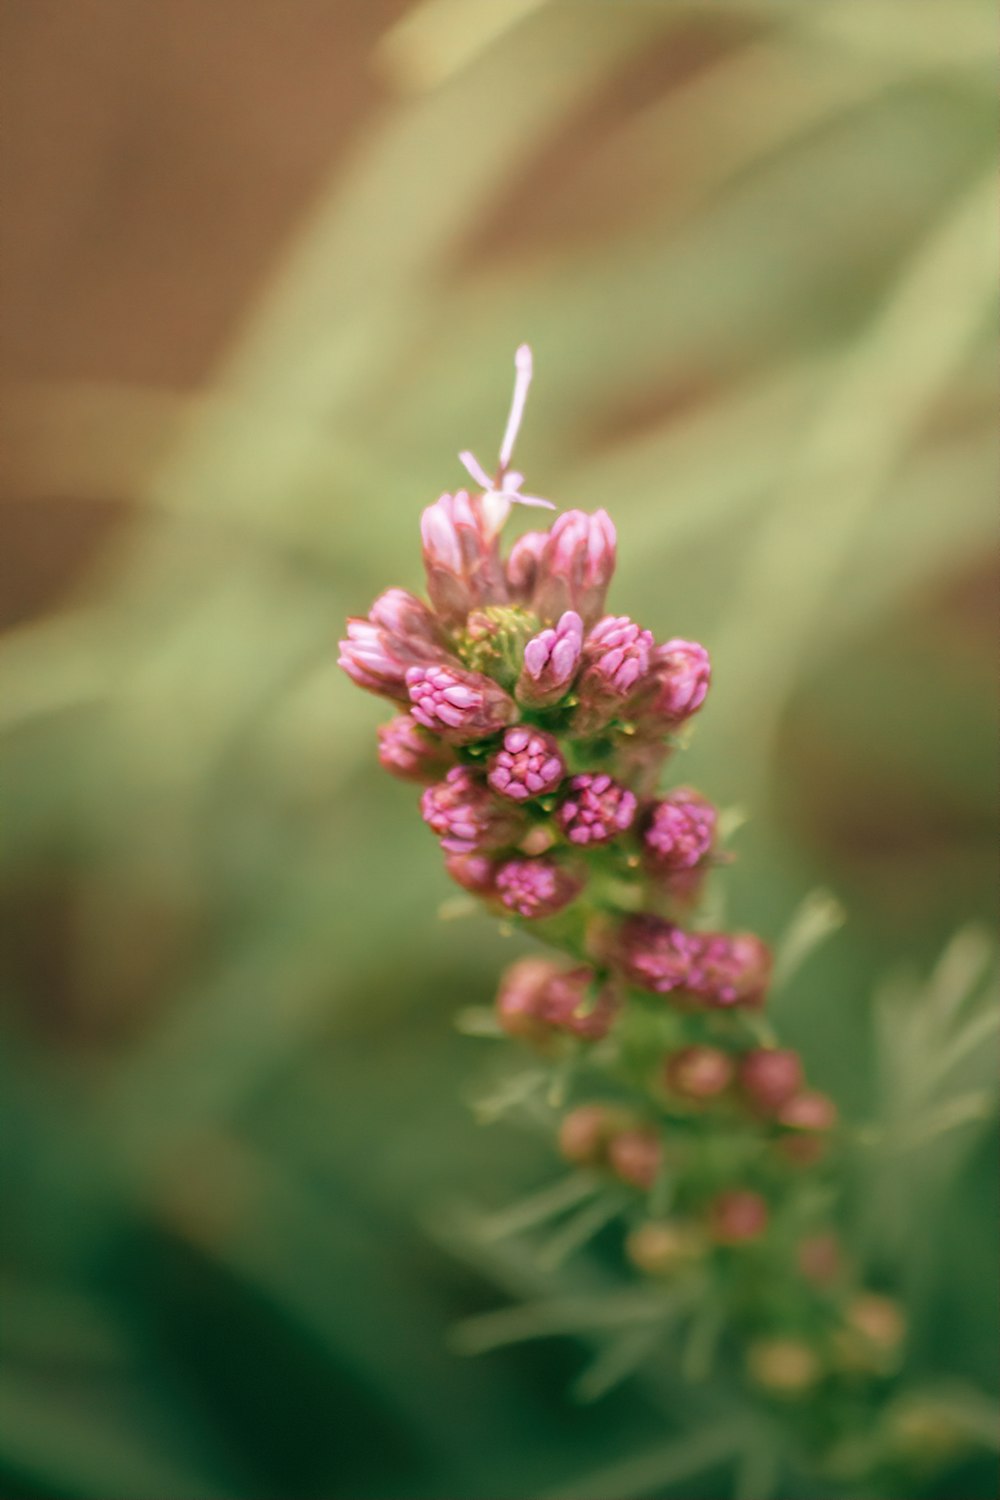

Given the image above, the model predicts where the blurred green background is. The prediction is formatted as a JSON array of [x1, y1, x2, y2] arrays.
[[0, 2, 996, 1497]]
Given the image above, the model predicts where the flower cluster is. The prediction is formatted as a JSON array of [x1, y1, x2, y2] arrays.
[[339, 348, 903, 1426]]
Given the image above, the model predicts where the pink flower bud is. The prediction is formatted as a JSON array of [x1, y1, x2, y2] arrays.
[[642, 789, 717, 871], [377, 715, 456, 783], [495, 856, 583, 919], [496, 958, 617, 1041], [776, 1091, 838, 1166], [739, 1048, 804, 1115], [778, 1090, 838, 1132], [487, 727, 565, 802], [796, 1232, 843, 1286], [633, 638, 711, 727], [557, 773, 637, 846], [608, 1128, 662, 1190], [406, 663, 516, 744], [532, 509, 617, 627], [368, 587, 444, 647], [443, 851, 500, 895], [338, 588, 447, 702], [421, 767, 523, 854], [558, 1103, 617, 1164], [574, 615, 653, 732], [517, 610, 584, 707], [664, 1045, 735, 1101], [420, 490, 508, 623], [506, 531, 549, 602], [615, 915, 697, 996], [686, 931, 772, 1009], [708, 1188, 769, 1245]]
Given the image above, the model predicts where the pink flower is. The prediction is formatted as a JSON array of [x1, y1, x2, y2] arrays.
[[487, 727, 565, 801], [420, 490, 509, 623], [557, 773, 637, 846], [338, 588, 447, 701], [664, 1045, 735, 1101], [421, 767, 523, 854], [739, 1049, 804, 1115], [377, 715, 455, 783], [574, 616, 654, 733], [615, 915, 698, 995], [634, 638, 711, 726], [708, 1189, 769, 1245], [495, 856, 583, 919], [608, 1128, 662, 1189], [506, 531, 550, 602], [642, 789, 716, 871], [532, 509, 617, 627], [686, 931, 772, 1009], [406, 662, 516, 744], [517, 610, 584, 707], [443, 851, 501, 895], [778, 1091, 838, 1132], [457, 344, 555, 521], [496, 957, 617, 1041]]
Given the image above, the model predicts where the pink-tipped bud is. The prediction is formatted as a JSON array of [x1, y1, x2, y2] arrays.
[[778, 1090, 838, 1132], [495, 856, 583, 919], [664, 1045, 734, 1101], [557, 773, 637, 847], [686, 931, 772, 1009], [776, 1091, 838, 1166], [487, 726, 565, 802], [642, 789, 717, 871], [406, 663, 516, 744], [421, 767, 524, 855], [708, 1188, 769, 1245], [420, 490, 508, 622], [506, 531, 550, 602], [796, 1232, 843, 1286], [532, 509, 617, 627], [739, 1049, 804, 1115], [517, 610, 584, 707], [614, 915, 697, 996], [338, 589, 447, 701], [633, 638, 711, 727], [558, 1103, 618, 1164], [443, 851, 500, 895], [496, 958, 617, 1042], [574, 615, 653, 732], [377, 715, 456, 783], [608, 1128, 662, 1190]]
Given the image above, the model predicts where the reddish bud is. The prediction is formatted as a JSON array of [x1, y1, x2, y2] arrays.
[[377, 715, 455, 783], [664, 1045, 734, 1101], [615, 915, 698, 996], [739, 1049, 804, 1115], [557, 773, 637, 847], [608, 1128, 662, 1189], [487, 726, 565, 801], [532, 509, 617, 627], [406, 662, 516, 743], [420, 490, 508, 622], [517, 610, 584, 706], [708, 1188, 769, 1244], [421, 767, 524, 854], [642, 789, 716, 871], [496, 959, 617, 1042], [495, 856, 584, 919]]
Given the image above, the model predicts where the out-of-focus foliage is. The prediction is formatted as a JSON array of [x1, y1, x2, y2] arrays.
[[0, 2, 995, 1497]]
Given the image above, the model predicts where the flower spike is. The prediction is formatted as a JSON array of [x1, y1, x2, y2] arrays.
[[339, 347, 906, 1492]]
